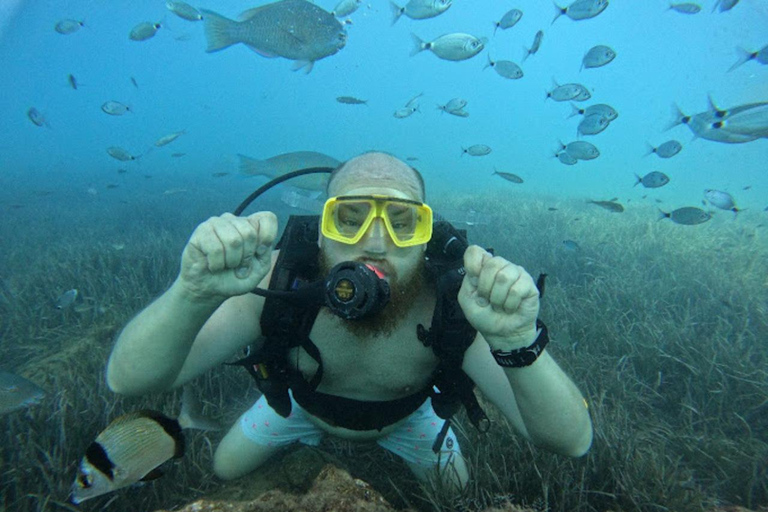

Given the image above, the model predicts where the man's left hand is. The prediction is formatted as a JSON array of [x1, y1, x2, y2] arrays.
[[458, 245, 540, 350]]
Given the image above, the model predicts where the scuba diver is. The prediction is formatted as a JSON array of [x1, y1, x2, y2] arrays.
[[105, 151, 592, 490]]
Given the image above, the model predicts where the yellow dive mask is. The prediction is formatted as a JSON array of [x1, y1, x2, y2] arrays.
[[321, 194, 433, 248]]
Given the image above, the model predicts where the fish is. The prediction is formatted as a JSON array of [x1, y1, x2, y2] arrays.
[[437, 98, 467, 114], [669, 3, 701, 14], [577, 113, 610, 136], [728, 44, 768, 71], [568, 103, 618, 121], [581, 45, 616, 70], [546, 81, 590, 102], [645, 140, 682, 158], [658, 206, 711, 225], [107, 147, 137, 162], [485, 56, 523, 79], [101, 101, 131, 116], [411, 33, 485, 61], [130, 76, 139, 88], [461, 145, 492, 157], [562, 240, 581, 251], [333, 0, 362, 17], [154, 131, 185, 147], [494, 9, 523, 35], [711, 103, 768, 138], [0, 371, 45, 416], [588, 200, 624, 213], [336, 96, 367, 105], [129, 22, 162, 41], [171, 153, 186, 158], [200, 1, 347, 73], [713, 0, 739, 11], [391, 0, 452, 24], [27, 107, 48, 127], [166, 1, 203, 21], [704, 189, 740, 214], [561, 140, 600, 160], [280, 190, 325, 211], [55, 19, 85, 35], [70, 387, 219, 504], [668, 104, 759, 144], [238, 151, 340, 191], [555, 150, 578, 165], [394, 106, 418, 118], [522, 30, 543, 62], [553, 0, 609, 23], [493, 170, 523, 183], [443, 108, 469, 118], [634, 171, 670, 189], [68, 74, 79, 90], [55, 289, 78, 309]]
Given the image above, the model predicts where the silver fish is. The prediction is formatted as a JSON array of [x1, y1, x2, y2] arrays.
[[713, 0, 739, 11], [711, 103, 768, 138], [27, 107, 48, 127], [404, 92, 423, 109], [55, 288, 78, 309], [333, 0, 362, 17], [523, 30, 543, 62], [581, 45, 616, 70], [238, 151, 340, 191], [728, 44, 768, 72], [462, 145, 492, 157], [201, 1, 347, 73], [568, 103, 618, 121], [493, 170, 523, 183], [394, 106, 418, 118], [668, 104, 758, 144], [634, 171, 670, 189], [646, 140, 682, 158], [555, 150, 578, 165], [101, 101, 131, 116], [411, 33, 485, 61], [485, 56, 523, 79], [704, 189, 740, 213], [546, 81, 590, 102], [658, 207, 711, 225], [154, 131, 185, 147], [438, 98, 467, 114], [129, 22, 162, 41], [553, 0, 609, 23], [0, 371, 45, 416], [562, 240, 581, 251], [391, 0, 452, 24], [577, 114, 610, 136], [166, 1, 203, 21], [55, 19, 85, 34], [562, 140, 599, 160], [494, 9, 523, 34], [107, 147, 137, 162], [669, 3, 701, 14], [336, 96, 367, 105]]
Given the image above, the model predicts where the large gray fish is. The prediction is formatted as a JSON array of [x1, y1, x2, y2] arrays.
[[704, 189, 740, 214], [581, 45, 616, 70], [71, 388, 219, 504], [668, 104, 758, 144], [201, 1, 347, 73], [568, 103, 618, 121], [546, 81, 590, 102], [391, 0, 452, 24], [553, 0, 609, 23], [634, 171, 670, 189], [728, 44, 768, 72], [485, 56, 523, 79], [645, 140, 682, 158], [522, 30, 543, 62], [711, 103, 768, 138], [411, 33, 486, 61], [0, 371, 45, 416], [494, 9, 523, 35], [238, 151, 340, 191], [658, 206, 711, 225], [588, 199, 624, 213]]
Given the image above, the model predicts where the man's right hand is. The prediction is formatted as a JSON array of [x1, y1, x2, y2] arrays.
[[178, 212, 278, 301]]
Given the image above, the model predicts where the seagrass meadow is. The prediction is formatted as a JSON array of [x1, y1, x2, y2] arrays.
[[1, 189, 766, 512]]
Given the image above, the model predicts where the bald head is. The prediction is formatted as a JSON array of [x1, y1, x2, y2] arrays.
[[326, 152, 425, 201]]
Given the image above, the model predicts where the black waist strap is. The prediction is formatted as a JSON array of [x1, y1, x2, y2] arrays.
[[291, 383, 431, 432]]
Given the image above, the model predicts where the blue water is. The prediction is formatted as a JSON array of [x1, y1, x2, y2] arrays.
[[0, 0, 766, 213]]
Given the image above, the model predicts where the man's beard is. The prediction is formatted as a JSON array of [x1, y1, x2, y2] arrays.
[[318, 251, 427, 339]]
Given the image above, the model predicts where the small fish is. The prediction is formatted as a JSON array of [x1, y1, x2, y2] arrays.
[[107, 147, 137, 162], [645, 140, 682, 158], [546, 81, 590, 102], [333, 0, 362, 17], [55, 19, 85, 35], [485, 56, 523, 79], [548, 207, 558, 211], [68, 74, 80, 90], [743, 185, 751, 190], [101, 101, 131, 116], [437, 98, 468, 116], [555, 150, 578, 165], [494, 9, 523, 34], [577, 113, 610, 136], [411, 33, 486, 61], [105, 184, 119, 189], [71, 388, 219, 504], [55, 289, 78, 309], [588, 200, 624, 213], [406, 157, 419, 161], [446, 109, 469, 118], [0, 371, 45, 416], [553, 0, 609, 23], [405, 92, 423, 109], [713, 0, 739, 12], [336, 96, 367, 105], [668, 3, 701, 14], [394, 106, 419, 118], [154, 131, 185, 147], [212, 172, 230, 177], [581, 45, 616, 70], [634, 171, 670, 189], [27, 107, 48, 127], [561, 140, 600, 160], [562, 239, 581, 251], [130, 76, 139, 88], [658, 206, 711, 225], [111, 244, 126, 251], [728, 44, 768, 72], [523, 30, 543, 62], [166, 1, 203, 21], [493, 170, 523, 183], [391, 0, 452, 24], [704, 189, 740, 214], [568, 103, 618, 121], [129, 22, 162, 41], [462, 145, 492, 157]]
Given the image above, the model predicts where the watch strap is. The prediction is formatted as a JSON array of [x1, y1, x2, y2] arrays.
[[491, 319, 549, 368]]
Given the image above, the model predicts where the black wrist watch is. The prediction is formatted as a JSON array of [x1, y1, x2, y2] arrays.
[[491, 319, 549, 368]]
